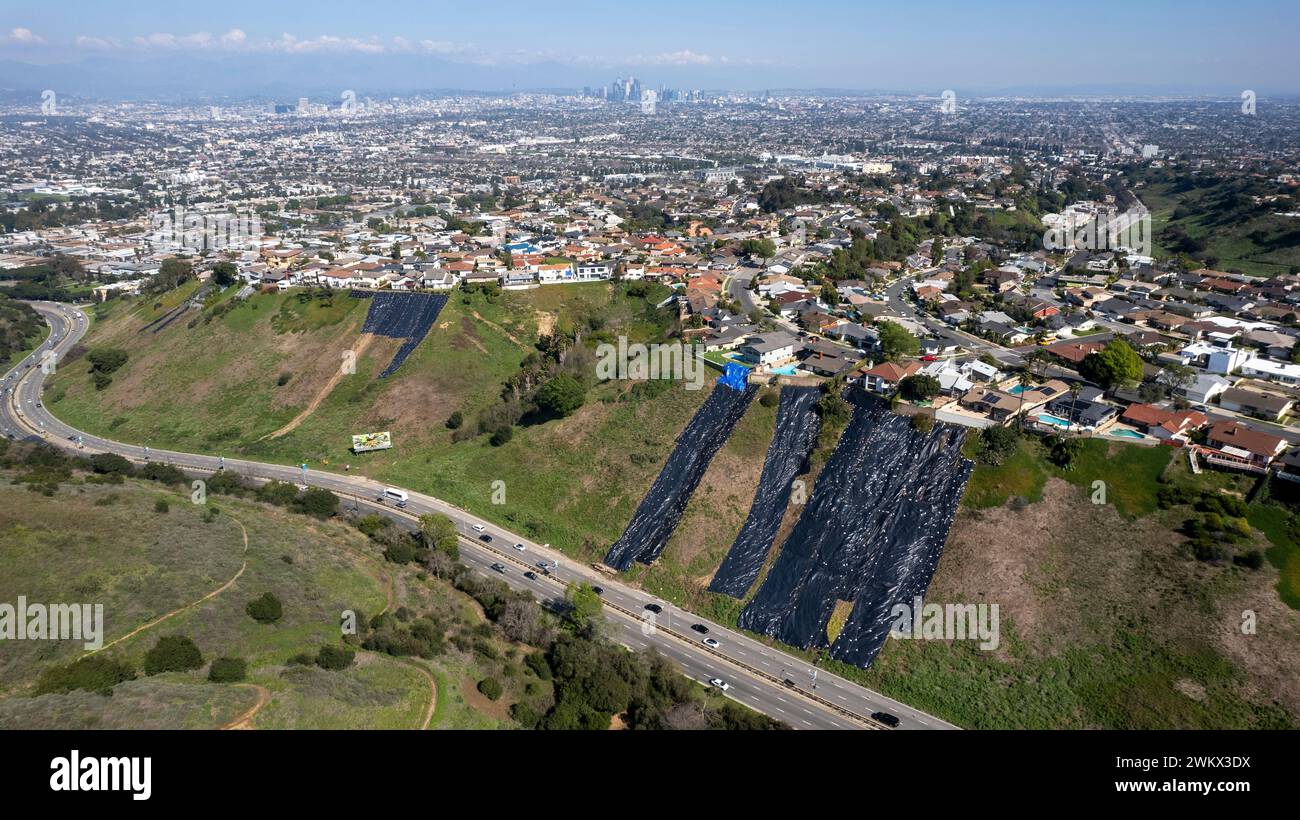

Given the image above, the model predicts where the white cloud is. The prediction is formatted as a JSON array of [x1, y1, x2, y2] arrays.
[[5, 26, 46, 45], [626, 50, 717, 67], [74, 35, 121, 50], [59, 28, 760, 69]]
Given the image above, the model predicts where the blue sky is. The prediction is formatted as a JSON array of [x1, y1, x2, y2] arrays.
[[2, 0, 1298, 92]]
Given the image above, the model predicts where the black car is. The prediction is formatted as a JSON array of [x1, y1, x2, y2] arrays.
[[524, 571, 538, 580], [591, 586, 603, 595], [782, 678, 796, 688], [690, 623, 709, 634], [644, 603, 663, 614], [478, 533, 493, 542], [871, 711, 900, 728]]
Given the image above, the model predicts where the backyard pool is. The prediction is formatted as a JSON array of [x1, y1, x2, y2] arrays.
[[767, 364, 800, 376], [1109, 429, 1146, 440], [1037, 413, 1071, 428]]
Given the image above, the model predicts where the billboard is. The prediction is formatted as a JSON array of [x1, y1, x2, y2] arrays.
[[351, 431, 393, 453]]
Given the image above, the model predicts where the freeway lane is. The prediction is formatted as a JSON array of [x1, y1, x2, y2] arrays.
[[2, 300, 957, 731]]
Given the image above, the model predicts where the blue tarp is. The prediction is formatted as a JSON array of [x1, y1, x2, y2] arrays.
[[717, 361, 750, 392]]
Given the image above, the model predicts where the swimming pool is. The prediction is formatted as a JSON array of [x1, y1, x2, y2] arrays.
[[1008, 384, 1028, 395], [1110, 429, 1146, 439], [1037, 413, 1071, 428], [768, 364, 799, 376]]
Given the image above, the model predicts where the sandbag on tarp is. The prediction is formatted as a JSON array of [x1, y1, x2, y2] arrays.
[[738, 393, 972, 668], [603, 384, 759, 571], [356, 291, 448, 378], [828, 430, 972, 667], [708, 386, 822, 598]]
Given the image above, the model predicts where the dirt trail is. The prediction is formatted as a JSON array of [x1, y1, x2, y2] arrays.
[[264, 334, 376, 439], [221, 684, 271, 730], [470, 310, 527, 349], [86, 517, 250, 656]]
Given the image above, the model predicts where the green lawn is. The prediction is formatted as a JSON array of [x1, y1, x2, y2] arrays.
[[1050, 439, 1172, 519], [962, 437, 1048, 509]]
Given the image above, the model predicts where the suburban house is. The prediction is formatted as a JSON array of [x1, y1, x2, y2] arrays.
[[1120, 404, 1208, 441], [1044, 340, 1105, 365], [736, 332, 799, 368], [1218, 387, 1294, 421], [958, 387, 1024, 423], [1043, 385, 1118, 429], [857, 360, 921, 393], [1204, 420, 1287, 470]]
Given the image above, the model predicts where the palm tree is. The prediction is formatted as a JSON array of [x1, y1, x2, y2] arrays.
[[1067, 381, 1083, 433], [1016, 370, 1032, 429]]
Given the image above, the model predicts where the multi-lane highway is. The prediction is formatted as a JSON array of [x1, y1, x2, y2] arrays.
[[1, 300, 957, 731]]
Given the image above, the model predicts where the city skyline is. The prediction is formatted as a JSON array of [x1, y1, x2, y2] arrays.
[[2, 0, 1299, 96]]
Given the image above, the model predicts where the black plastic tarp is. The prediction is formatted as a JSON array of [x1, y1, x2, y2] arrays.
[[737, 391, 972, 669], [708, 386, 822, 598], [355, 291, 448, 377], [604, 383, 759, 571]]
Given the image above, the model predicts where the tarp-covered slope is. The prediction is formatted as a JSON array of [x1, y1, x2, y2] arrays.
[[737, 391, 972, 668], [708, 386, 822, 598], [603, 383, 758, 571], [353, 290, 448, 378]]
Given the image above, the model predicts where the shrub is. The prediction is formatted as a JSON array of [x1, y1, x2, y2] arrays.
[[91, 371, 113, 390], [154, 496, 170, 513], [315, 645, 356, 670], [87, 347, 128, 374], [446, 410, 464, 430], [383, 540, 417, 565], [759, 390, 779, 408], [143, 635, 204, 676], [355, 514, 390, 538], [1234, 549, 1265, 569], [490, 426, 513, 447], [276, 372, 292, 386], [510, 701, 541, 728], [34, 655, 135, 696], [245, 592, 284, 624], [291, 487, 339, 518], [524, 651, 552, 680], [910, 414, 934, 433], [536, 373, 586, 417], [477, 677, 504, 701], [976, 426, 1020, 465], [89, 453, 134, 475], [208, 656, 248, 683], [137, 462, 186, 485]]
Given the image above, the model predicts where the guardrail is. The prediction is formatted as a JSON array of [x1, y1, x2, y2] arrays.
[[6, 305, 895, 731]]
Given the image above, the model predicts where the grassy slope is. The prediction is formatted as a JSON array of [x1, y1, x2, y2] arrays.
[[1141, 181, 1300, 277], [0, 473, 526, 729], [45, 283, 726, 558], [837, 439, 1300, 729]]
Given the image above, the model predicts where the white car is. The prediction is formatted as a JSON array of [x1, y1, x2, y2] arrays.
[[513, 542, 526, 552], [471, 523, 486, 533], [703, 638, 720, 649], [708, 678, 730, 691]]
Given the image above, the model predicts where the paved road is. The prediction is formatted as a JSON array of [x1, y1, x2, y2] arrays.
[[2, 300, 958, 731]]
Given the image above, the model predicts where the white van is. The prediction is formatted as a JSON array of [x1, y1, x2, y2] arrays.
[[383, 488, 408, 504]]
